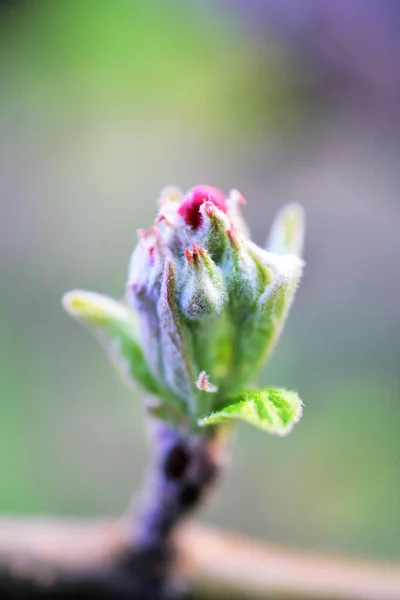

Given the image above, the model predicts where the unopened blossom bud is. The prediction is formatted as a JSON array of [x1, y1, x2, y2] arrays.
[[157, 259, 194, 404], [126, 184, 303, 419], [64, 184, 305, 434], [177, 184, 227, 230], [197, 201, 229, 263], [126, 227, 165, 382], [224, 227, 265, 307]]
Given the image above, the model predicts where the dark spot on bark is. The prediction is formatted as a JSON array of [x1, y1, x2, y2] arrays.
[[163, 445, 190, 480], [179, 483, 201, 509]]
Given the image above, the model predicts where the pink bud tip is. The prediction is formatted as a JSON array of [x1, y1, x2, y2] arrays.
[[148, 245, 156, 265], [226, 227, 239, 250], [204, 201, 216, 217], [178, 185, 227, 230], [192, 243, 205, 264], [156, 213, 174, 227], [185, 248, 193, 263]]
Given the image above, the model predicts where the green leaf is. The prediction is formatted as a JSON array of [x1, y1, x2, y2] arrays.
[[62, 290, 160, 396], [267, 203, 305, 257], [199, 387, 303, 435]]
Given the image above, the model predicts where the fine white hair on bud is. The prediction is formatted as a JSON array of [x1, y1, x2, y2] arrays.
[[180, 243, 226, 319], [64, 185, 305, 431], [124, 186, 304, 417], [197, 201, 230, 263], [157, 259, 194, 404], [227, 189, 250, 239], [258, 256, 303, 331]]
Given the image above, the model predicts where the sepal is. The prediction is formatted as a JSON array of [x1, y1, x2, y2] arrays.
[[250, 245, 303, 359], [180, 244, 226, 319], [157, 260, 194, 404], [197, 201, 229, 263]]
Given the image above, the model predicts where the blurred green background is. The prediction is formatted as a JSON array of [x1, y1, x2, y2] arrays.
[[1, 0, 399, 561]]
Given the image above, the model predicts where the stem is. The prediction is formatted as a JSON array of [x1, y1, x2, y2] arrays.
[[123, 418, 230, 598]]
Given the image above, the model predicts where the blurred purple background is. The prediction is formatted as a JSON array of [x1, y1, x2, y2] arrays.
[[0, 0, 399, 560]]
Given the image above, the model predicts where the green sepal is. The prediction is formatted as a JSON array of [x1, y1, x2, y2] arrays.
[[199, 387, 303, 436], [146, 401, 185, 427], [62, 290, 161, 396], [267, 203, 305, 257]]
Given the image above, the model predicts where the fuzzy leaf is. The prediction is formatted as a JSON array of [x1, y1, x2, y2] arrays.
[[199, 387, 302, 435], [62, 290, 160, 395], [267, 203, 305, 257]]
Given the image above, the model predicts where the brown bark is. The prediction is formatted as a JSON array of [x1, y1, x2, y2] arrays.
[[0, 516, 399, 599]]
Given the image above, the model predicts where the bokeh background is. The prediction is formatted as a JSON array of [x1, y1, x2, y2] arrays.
[[1, 0, 399, 561]]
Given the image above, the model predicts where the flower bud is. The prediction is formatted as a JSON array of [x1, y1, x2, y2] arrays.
[[126, 227, 170, 383], [125, 185, 304, 420], [180, 243, 226, 319], [65, 184, 305, 429], [223, 228, 268, 308], [177, 185, 227, 230], [225, 246, 303, 391], [196, 201, 230, 264], [157, 259, 195, 404]]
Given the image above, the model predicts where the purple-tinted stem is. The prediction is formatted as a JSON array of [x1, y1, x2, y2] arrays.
[[119, 419, 229, 599], [132, 418, 228, 551]]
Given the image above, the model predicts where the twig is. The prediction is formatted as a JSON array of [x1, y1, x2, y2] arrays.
[[0, 516, 399, 599]]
